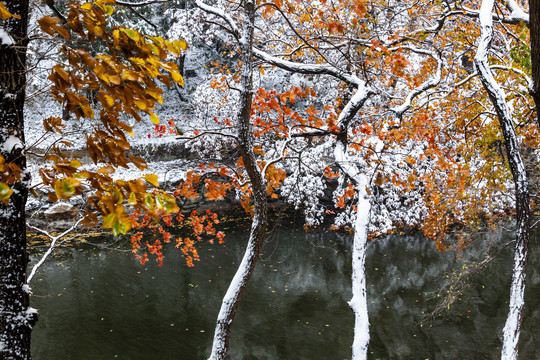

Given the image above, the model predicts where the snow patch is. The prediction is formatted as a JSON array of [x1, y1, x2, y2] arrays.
[[22, 284, 32, 294], [2, 135, 23, 153], [0, 27, 14, 46]]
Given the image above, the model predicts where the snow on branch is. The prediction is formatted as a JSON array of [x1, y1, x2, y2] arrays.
[[460, 1, 529, 26], [261, 135, 292, 178], [195, 0, 241, 39], [490, 65, 533, 93], [391, 46, 442, 118], [334, 140, 371, 360], [253, 48, 364, 86], [176, 131, 240, 144], [504, 0, 529, 25], [27, 219, 82, 284], [475, 0, 521, 142], [116, 0, 168, 7], [336, 85, 373, 137]]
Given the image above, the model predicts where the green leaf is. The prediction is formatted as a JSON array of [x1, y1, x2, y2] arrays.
[[54, 177, 81, 199], [128, 192, 137, 205], [102, 206, 131, 236], [121, 28, 141, 42], [144, 194, 155, 209], [156, 194, 179, 213], [0, 183, 12, 204]]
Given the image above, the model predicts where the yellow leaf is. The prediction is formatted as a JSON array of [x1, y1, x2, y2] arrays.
[[133, 99, 147, 111], [80, 104, 94, 118], [171, 71, 184, 86], [177, 39, 188, 50], [405, 155, 416, 166], [130, 155, 147, 171], [146, 89, 163, 104], [70, 160, 82, 168], [149, 112, 159, 124], [111, 186, 123, 204], [144, 174, 159, 187], [75, 171, 91, 179], [121, 69, 139, 81], [98, 4, 114, 15], [81, 2, 93, 11], [0, 2, 20, 20], [108, 74, 121, 85], [97, 165, 115, 174], [129, 57, 146, 66], [144, 193, 155, 208], [158, 61, 177, 72], [156, 194, 179, 213], [100, 92, 115, 108]]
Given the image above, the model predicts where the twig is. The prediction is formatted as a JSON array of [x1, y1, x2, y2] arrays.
[[27, 218, 82, 284]]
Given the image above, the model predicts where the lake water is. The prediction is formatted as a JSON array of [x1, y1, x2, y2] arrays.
[[29, 222, 540, 359]]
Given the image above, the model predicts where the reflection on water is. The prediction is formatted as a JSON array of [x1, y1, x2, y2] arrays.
[[30, 225, 540, 359]]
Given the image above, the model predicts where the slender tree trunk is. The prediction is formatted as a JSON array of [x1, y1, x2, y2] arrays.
[[208, 1, 267, 359], [0, 0, 37, 358], [349, 178, 370, 360], [333, 84, 372, 360], [334, 143, 371, 360], [529, 0, 540, 127], [474, 1, 530, 358]]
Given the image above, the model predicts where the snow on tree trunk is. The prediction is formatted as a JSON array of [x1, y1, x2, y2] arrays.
[[474, 1, 530, 359], [208, 1, 267, 359], [0, 1, 37, 358], [349, 178, 370, 360], [333, 82, 372, 360], [335, 143, 371, 360]]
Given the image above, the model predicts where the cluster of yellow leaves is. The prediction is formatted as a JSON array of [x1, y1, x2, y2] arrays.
[[35, 0, 189, 238], [0, 154, 25, 205]]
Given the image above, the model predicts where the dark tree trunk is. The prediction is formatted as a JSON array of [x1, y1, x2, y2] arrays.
[[474, 1, 530, 357], [0, 1, 36, 358], [208, 1, 267, 359], [530, 0, 540, 127]]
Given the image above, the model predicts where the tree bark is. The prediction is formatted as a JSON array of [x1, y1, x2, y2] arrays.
[[474, 1, 530, 358], [208, 1, 267, 359], [332, 84, 372, 360], [530, 0, 540, 127], [0, 0, 37, 359]]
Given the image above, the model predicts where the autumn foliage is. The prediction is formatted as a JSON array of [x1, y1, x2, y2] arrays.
[[30, 0, 230, 266]]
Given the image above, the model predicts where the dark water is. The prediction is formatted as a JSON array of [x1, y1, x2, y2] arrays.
[[29, 224, 540, 359]]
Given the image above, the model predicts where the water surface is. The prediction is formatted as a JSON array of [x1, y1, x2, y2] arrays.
[[29, 224, 540, 359]]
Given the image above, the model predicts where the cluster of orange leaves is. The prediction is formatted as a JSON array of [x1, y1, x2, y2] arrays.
[[129, 173, 227, 267], [153, 118, 179, 138], [252, 86, 329, 137]]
